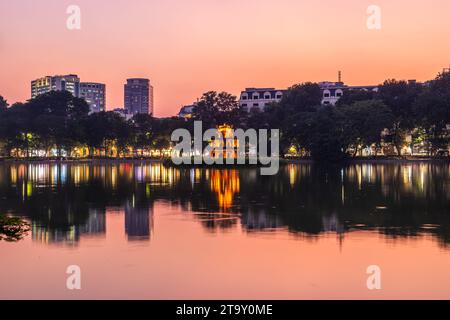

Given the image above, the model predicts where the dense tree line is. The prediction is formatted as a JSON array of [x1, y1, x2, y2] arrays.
[[190, 72, 449, 161], [0, 72, 449, 161], [0, 91, 187, 158]]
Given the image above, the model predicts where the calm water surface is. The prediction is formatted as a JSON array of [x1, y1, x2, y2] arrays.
[[0, 161, 449, 299]]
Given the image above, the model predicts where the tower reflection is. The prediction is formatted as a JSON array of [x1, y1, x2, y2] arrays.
[[209, 169, 240, 211], [0, 161, 449, 247]]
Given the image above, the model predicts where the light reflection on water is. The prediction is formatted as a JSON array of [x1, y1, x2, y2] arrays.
[[0, 161, 449, 299]]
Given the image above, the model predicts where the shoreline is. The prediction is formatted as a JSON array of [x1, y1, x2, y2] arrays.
[[0, 157, 448, 165]]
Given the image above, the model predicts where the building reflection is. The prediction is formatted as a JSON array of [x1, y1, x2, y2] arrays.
[[124, 200, 153, 241], [241, 208, 284, 231], [79, 208, 106, 236], [31, 208, 106, 246], [0, 161, 449, 247]]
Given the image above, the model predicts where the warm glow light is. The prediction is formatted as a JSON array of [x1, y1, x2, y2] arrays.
[[1, 1, 449, 116]]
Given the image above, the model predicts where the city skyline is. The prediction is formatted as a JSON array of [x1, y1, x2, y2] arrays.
[[1, 0, 449, 116], [1, 0, 449, 303], [6, 67, 449, 119]]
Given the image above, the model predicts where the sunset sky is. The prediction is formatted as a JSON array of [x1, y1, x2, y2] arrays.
[[1, 0, 449, 117]]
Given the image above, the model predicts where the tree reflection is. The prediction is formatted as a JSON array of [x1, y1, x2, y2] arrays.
[[0, 162, 449, 246]]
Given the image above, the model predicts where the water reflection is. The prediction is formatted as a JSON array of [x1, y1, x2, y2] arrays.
[[0, 161, 449, 247]]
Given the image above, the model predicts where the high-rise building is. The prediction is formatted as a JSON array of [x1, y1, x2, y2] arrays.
[[79, 82, 106, 113], [31, 74, 80, 98], [124, 78, 153, 115]]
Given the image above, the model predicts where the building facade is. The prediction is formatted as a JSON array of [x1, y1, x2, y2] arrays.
[[178, 104, 196, 119], [319, 81, 379, 106], [238, 82, 379, 111], [79, 82, 106, 113], [113, 108, 134, 121], [124, 78, 153, 115], [31, 74, 80, 98], [239, 88, 285, 112]]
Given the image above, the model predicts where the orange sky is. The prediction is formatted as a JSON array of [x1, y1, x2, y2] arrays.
[[1, 0, 449, 117]]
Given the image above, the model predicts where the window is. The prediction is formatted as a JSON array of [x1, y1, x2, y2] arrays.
[[242, 103, 247, 107], [264, 95, 271, 99], [253, 103, 259, 107], [241, 95, 248, 100], [324, 93, 330, 97], [276, 95, 282, 99], [323, 101, 330, 105], [253, 95, 259, 100], [336, 92, 342, 97]]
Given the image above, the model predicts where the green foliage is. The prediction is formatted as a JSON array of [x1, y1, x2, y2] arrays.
[[0, 214, 30, 242], [412, 72, 450, 153], [339, 100, 394, 155], [304, 107, 348, 162], [335, 89, 375, 107], [280, 82, 322, 113], [0, 71, 448, 161], [192, 91, 244, 128], [0, 91, 89, 156]]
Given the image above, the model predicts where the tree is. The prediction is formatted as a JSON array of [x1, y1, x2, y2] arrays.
[[275, 83, 323, 153], [25, 91, 90, 156], [280, 82, 322, 113], [192, 91, 242, 128], [377, 79, 423, 155], [339, 100, 394, 156], [0, 96, 8, 111], [335, 89, 375, 107], [81, 111, 130, 157], [0, 102, 35, 156], [305, 106, 347, 162], [413, 72, 450, 154], [0, 215, 30, 242], [129, 114, 155, 156]]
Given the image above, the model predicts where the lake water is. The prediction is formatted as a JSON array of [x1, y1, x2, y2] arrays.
[[0, 161, 449, 299]]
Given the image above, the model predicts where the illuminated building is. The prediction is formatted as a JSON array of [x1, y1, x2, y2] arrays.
[[31, 74, 80, 98], [79, 82, 106, 113], [124, 78, 153, 115], [209, 125, 239, 160]]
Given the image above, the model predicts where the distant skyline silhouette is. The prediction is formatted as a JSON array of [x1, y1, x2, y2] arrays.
[[1, 0, 449, 116]]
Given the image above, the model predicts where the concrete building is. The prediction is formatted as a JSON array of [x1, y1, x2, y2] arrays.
[[178, 104, 196, 119], [239, 88, 285, 112], [79, 82, 106, 113], [31, 74, 80, 98], [238, 82, 378, 109], [319, 81, 379, 106], [124, 78, 153, 115], [113, 107, 134, 121]]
